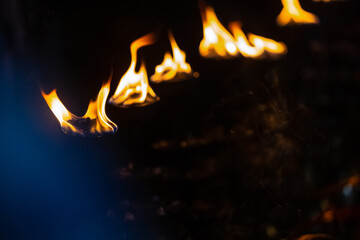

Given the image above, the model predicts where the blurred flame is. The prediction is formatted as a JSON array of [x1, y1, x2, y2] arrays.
[[277, 0, 319, 26], [248, 34, 287, 55], [109, 33, 159, 106], [41, 78, 117, 136], [199, 5, 238, 58], [229, 22, 287, 58], [229, 22, 263, 58], [151, 31, 192, 83]]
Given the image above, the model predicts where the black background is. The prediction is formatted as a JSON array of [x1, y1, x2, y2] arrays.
[[1, 0, 360, 239]]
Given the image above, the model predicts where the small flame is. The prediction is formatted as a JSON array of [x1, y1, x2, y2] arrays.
[[199, 5, 238, 58], [151, 31, 192, 83], [277, 0, 319, 26], [109, 33, 159, 107], [41, 77, 117, 136], [229, 22, 287, 58]]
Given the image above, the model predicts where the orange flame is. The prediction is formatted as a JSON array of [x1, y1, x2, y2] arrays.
[[199, 4, 287, 59], [109, 33, 159, 107], [151, 31, 192, 83], [41, 77, 117, 136], [229, 22, 287, 58], [277, 0, 319, 26], [199, 5, 238, 58]]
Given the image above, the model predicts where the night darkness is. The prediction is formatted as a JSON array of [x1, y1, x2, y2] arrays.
[[1, 0, 360, 239]]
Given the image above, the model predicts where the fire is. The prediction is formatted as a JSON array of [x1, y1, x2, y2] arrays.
[[229, 22, 287, 58], [109, 33, 159, 107], [151, 31, 192, 83], [228, 22, 263, 58], [199, 5, 238, 58], [277, 0, 319, 26], [41, 77, 117, 136], [248, 34, 287, 55], [199, 4, 287, 59]]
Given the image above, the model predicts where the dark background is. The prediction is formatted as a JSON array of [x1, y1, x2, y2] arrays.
[[1, 0, 360, 239]]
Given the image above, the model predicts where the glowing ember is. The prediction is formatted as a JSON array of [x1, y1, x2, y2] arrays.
[[151, 31, 192, 83], [41, 77, 117, 137], [199, 4, 238, 58], [109, 33, 159, 107], [229, 22, 287, 58], [277, 0, 320, 26]]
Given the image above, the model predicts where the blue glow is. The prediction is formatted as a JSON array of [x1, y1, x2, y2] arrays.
[[0, 61, 124, 239], [343, 184, 353, 197]]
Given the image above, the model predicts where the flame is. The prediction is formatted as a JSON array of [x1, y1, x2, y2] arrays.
[[199, 5, 238, 58], [151, 31, 192, 83], [199, 4, 287, 59], [109, 33, 159, 107], [228, 22, 264, 58], [229, 22, 287, 58], [277, 0, 319, 26], [41, 77, 117, 136]]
